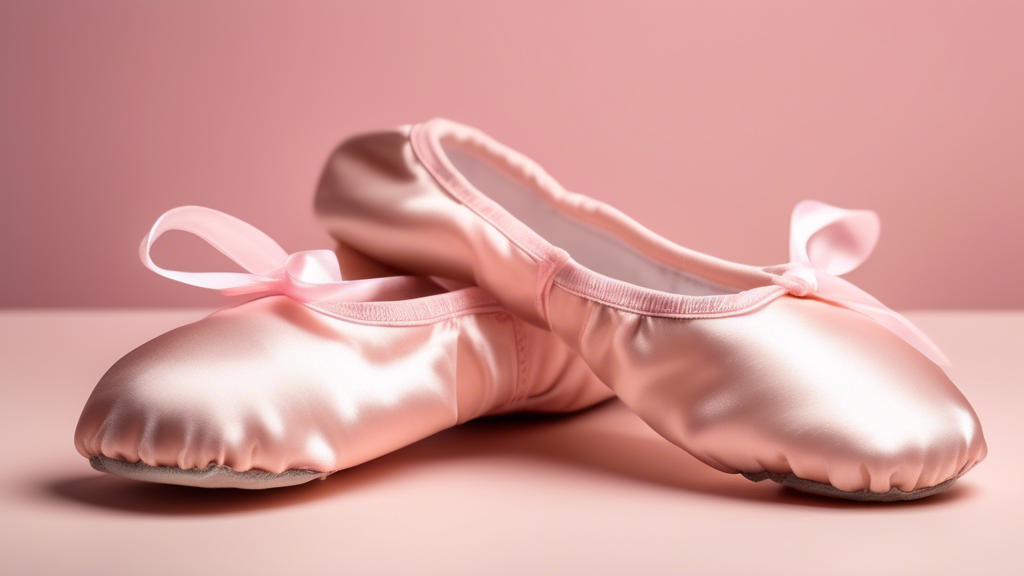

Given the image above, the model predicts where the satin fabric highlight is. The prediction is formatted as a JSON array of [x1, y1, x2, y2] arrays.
[[76, 296, 466, 474]]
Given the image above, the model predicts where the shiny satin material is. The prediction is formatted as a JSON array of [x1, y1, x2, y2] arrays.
[[75, 210, 613, 475], [548, 290, 981, 493], [314, 118, 987, 493]]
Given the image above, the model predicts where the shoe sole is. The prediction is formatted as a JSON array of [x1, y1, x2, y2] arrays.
[[742, 471, 958, 502], [89, 456, 330, 490], [92, 455, 958, 500]]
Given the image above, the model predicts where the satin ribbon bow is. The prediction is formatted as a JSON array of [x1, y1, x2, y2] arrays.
[[779, 200, 951, 367], [141, 206, 410, 304]]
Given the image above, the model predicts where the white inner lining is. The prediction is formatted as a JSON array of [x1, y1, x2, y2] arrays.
[[445, 148, 736, 297]]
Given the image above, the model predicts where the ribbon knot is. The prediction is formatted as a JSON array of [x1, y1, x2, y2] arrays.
[[142, 206, 371, 304], [779, 200, 950, 367]]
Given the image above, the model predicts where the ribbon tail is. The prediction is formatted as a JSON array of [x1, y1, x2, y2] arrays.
[[810, 272, 951, 367], [823, 295, 952, 367]]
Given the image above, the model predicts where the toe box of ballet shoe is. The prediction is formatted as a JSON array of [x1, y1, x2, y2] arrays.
[[74, 296, 460, 476], [675, 296, 988, 494]]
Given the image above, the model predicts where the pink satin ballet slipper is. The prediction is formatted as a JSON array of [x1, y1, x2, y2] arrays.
[[74, 206, 612, 489], [314, 119, 987, 501]]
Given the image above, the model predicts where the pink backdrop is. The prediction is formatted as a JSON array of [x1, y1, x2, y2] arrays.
[[3, 2, 1022, 309]]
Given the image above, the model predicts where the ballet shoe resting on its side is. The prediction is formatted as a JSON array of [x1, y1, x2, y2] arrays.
[[76, 120, 986, 502], [313, 119, 987, 501]]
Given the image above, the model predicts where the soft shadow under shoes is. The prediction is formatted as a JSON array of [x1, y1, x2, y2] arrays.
[[314, 118, 987, 501], [74, 207, 612, 488]]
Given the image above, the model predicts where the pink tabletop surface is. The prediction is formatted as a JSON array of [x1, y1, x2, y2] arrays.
[[1, 309, 1021, 574]]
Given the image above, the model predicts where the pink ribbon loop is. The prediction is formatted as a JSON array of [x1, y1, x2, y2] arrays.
[[780, 200, 951, 368], [140, 206, 402, 304]]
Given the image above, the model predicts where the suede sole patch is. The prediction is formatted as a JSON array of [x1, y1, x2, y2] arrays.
[[742, 471, 958, 502], [90, 456, 330, 490]]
